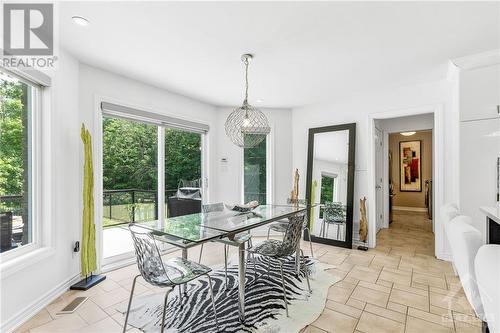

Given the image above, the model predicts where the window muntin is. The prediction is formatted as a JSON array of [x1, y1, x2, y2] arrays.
[[0, 71, 34, 254]]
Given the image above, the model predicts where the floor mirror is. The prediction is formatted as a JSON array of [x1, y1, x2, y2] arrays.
[[305, 123, 356, 248]]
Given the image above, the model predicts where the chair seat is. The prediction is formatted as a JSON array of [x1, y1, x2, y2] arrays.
[[248, 239, 288, 257], [269, 221, 289, 233], [153, 257, 212, 286]]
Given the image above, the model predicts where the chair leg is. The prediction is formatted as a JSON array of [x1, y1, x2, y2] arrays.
[[252, 253, 257, 279], [267, 227, 271, 239], [278, 261, 289, 317], [198, 243, 204, 263], [300, 249, 312, 293], [123, 275, 140, 333], [160, 288, 173, 333], [305, 227, 314, 257], [267, 256, 271, 278], [178, 285, 182, 304], [206, 274, 220, 331], [223, 245, 228, 286]]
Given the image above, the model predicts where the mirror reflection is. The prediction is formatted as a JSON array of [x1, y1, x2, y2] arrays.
[[310, 130, 349, 242]]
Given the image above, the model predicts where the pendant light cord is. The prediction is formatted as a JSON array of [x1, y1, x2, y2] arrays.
[[244, 58, 249, 104]]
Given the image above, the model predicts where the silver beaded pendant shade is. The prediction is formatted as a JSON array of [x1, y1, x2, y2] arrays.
[[225, 54, 270, 148]]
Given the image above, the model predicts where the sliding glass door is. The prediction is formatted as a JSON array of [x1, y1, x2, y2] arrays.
[[102, 116, 158, 260], [165, 128, 203, 217], [101, 114, 205, 264]]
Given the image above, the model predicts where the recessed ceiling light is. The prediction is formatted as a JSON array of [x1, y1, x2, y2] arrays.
[[400, 131, 416, 136], [72, 16, 89, 26], [256, 99, 263, 103]]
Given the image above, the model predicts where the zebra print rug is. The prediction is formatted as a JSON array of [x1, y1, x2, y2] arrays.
[[117, 255, 338, 333]]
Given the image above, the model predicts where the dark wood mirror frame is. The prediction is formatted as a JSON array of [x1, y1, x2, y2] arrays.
[[304, 123, 356, 249]]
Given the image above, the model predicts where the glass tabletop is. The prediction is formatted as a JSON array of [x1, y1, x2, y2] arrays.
[[201, 204, 307, 233], [134, 204, 306, 244], [137, 216, 227, 244]]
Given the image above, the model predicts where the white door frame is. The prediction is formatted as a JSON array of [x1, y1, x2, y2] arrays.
[[367, 104, 445, 259], [374, 126, 384, 233]]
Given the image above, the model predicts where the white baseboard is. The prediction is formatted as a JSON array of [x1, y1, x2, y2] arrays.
[[436, 251, 453, 262], [2, 273, 81, 333], [352, 240, 370, 248], [393, 206, 428, 213]]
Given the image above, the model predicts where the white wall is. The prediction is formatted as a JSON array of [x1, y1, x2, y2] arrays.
[[1, 49, 81, 331], [213, 107, 293, 205], [292, 79, 457, 259]]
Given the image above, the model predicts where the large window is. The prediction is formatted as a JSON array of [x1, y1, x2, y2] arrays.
[[243, 135, 267, 204], [0, 72, 35, 254]]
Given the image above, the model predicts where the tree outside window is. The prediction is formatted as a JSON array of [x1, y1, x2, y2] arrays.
[[319, 174, 335, 218], [0, 73, 33, 253]]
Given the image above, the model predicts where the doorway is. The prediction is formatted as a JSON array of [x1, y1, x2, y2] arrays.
[[369, 110, 443, 258]]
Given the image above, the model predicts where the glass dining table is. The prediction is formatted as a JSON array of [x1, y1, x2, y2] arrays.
[[135, 204, 307, 322]]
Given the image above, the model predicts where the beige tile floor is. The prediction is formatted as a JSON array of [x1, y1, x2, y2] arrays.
[[15, 211, 481, 333]]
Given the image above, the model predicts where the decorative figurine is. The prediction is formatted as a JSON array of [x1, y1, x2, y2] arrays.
[[358, 197, 369, 251]]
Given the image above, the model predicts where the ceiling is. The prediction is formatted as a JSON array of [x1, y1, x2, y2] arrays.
[[60, 2, 499, 108], [314, 130, 349, 164]]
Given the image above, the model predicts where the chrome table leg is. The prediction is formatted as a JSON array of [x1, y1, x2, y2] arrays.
[[295, 243, 301, 275], [182, 248, 188, 295], [238, 241, 246, 322]]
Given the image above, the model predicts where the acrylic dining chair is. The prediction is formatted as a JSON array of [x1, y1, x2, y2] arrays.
[[125, 224, 219, 333]]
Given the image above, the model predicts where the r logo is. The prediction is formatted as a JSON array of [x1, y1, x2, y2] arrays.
[[3, 3, 53, 56]]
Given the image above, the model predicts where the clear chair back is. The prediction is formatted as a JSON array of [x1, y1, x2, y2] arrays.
[[281, 213, 306, 256], [129, 224, 171, 286], [202, 202, 225, 213], [324, 202, 345, 223]]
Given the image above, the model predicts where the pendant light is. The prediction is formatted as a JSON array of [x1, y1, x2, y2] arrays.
[[225, 54, 270, 148]]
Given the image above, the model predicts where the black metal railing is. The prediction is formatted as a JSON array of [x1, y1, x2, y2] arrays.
[[0, 195, 24, 252], [103, 189, 180, 228], [0, 194, 23, 216], [103, 189, 159, 227]]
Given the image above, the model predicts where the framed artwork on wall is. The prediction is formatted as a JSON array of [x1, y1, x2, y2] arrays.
[[399, 140, 422, 192]]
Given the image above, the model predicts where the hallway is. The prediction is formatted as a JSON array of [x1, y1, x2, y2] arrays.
[[377, 211, 434, 258]]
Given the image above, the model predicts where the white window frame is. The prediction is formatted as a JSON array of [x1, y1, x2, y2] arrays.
[[0, 69, 55, 277]]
